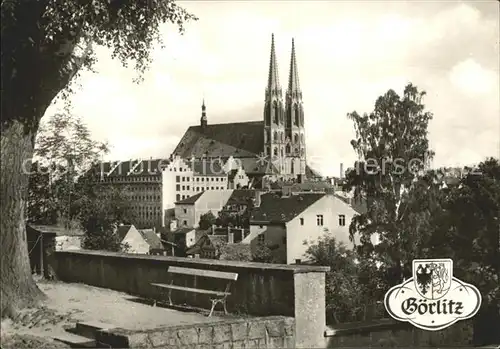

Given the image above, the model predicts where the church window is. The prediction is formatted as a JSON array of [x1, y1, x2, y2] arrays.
[[281, 148, 284, 157], [285, 144, 291, 154], [265, 104, 271, 125], [291, 161, 295, 174], [300, 108, 304, 126], [294, 134, 299, 144], [266, 146, 271, 156], [301, 134, 304, 143], [274, 147, 278, 156], [273, 102, 279, 124], [294, 106, 300, 126], [273, 131, 278, 142]]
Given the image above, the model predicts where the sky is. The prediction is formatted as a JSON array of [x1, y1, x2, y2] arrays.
[[44, 0, 500, 177]]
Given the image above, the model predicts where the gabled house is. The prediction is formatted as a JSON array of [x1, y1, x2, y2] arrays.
[[174, 190, 235, 228], [247, 189, 360, 264], [186, 233, 220, 259], [118, 224, 165, 255]]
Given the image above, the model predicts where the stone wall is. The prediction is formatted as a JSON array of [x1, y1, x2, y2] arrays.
[[53, 250, 329, 347], [96, 316, 295, 348], [325, 318, 475, 348]]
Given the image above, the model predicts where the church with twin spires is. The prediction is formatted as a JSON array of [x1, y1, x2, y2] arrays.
[[171, 34, 318, 184]]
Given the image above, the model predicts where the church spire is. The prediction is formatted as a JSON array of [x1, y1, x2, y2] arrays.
[[266, 33, 281, 98], [287, 38, 301, 95], [200, 99, 207, 129]]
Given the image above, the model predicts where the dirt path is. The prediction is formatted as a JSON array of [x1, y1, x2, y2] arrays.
[[1, 279, 225, 346]]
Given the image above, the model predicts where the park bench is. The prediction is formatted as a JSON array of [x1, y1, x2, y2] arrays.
[[151, 266, 238, 317]]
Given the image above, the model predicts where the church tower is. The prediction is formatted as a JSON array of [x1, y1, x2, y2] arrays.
[[284, 38, 306, 177], [263, 34, 285, 174], [200, 99, 207, 129]]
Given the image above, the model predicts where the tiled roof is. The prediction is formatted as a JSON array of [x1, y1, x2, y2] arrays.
[[185, 234, 216, 255], [175, 192, 204, 205], [237, 157, 279, 174], [271, 181, 334, 191], [250, 192, 325, 224], [139, 229, 163, 250], [86, 159, 169, 178], [116, 225, 132, 241], [227, 189, 256, 205], [335, 194, 367, 214], [306, 165, 322, 178], [172, 121, 264, 158], [172, 227, 195, 235]]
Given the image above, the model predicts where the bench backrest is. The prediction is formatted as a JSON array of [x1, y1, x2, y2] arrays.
[[167, 266, 238, 281]]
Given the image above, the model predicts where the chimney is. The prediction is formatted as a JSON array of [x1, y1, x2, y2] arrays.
[[170, 219, 177, 231], [228, 232, 234, 244], [254, 191, 261, 207]]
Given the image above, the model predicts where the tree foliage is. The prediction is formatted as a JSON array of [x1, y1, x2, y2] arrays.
[[305, 236, 386, 324], [198, 211, 216, 230], [35, 113, 108, 176], [28, 113, 109, 227], [344, 83, 434, 283], [77, 185, 134, 252], [1, 0, 197, 318], [2, 0, 198, 130]]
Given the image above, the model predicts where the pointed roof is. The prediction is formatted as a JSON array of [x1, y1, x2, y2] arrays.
[[266, 33, 281, 94], [287, 38, 301, 94]]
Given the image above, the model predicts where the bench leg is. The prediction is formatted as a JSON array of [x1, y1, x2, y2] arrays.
[[223, 299, 228, 315], [209, 299, 218, 317], [168, 289, 173, 306]]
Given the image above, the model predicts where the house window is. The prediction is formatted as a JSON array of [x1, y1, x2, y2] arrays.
[[339, 214, 346, 227], [316, 214, 324, 226], [183, 220, 187, 225], [299, 218, 304, 225], [258, 234, 265, 244], [176, 194, 180, 201], [176, 176, 180, 182], [183, 209, 187, 214], [182, 185, 185, 190], [187, 186, 190, 190]]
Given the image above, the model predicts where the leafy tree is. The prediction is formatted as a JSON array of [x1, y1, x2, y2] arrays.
[[220, 244, 252, 262], [216, 210, 237, 228], [77, 186, 135, 252], [252, 242, 276, 263], [1, 0, 197, 318], [305, 236, 386, 324], [344, 83, 434, 284], [424, 159, 500, 345], [199, 211, 216, 230], [27, 113, 109, 229], [26, 162, 58, 224]]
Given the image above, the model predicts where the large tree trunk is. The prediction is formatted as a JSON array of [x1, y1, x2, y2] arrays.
[[1, 0, 81, 318], [1, 120, 46, 318]]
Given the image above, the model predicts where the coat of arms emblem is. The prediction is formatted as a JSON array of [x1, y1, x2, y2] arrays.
[[413, 259, 452, 300], [384, 258, 482, 331]]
